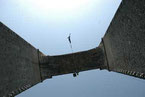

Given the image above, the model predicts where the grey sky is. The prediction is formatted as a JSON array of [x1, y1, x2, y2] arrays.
[[0, 0, 145, 97]]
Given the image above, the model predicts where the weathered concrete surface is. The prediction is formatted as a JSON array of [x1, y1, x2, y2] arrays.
[[103, 0, 145, 78], [39, 43, 107, 80], [0, 22, 42, 97]]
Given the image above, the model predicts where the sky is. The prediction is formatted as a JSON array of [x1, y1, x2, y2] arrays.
[[0, 0, 145, 97]]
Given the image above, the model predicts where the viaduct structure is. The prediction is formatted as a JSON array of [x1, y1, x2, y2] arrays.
[[0, 0, 145, 96]]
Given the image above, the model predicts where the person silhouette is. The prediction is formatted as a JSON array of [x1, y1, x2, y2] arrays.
[[68, 33, 71, 44]]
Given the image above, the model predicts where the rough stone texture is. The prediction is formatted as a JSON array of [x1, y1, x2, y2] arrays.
[[1, 0, 145, 96], [0, 22, 42, 97], [0, 22, 106, 96], [103, 0, 145, 78], [40, 45, 107, 80]]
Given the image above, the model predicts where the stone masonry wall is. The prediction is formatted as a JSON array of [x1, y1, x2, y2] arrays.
[[103, 0, 145, 79], [0, 22, 42, 97]]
